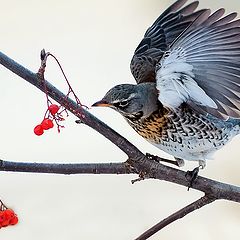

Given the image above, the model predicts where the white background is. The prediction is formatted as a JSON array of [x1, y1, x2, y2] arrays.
[[0, 0, 240, 239]]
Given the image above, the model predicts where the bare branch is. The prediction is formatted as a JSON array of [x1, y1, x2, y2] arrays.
[[0, 51, 240, 202], [127, 158, 240, 203], [135, 195, 216, 240], [0, 51, 140, 158], [0, 50, 239, 238], [0, 156, 239, 203], [0, 160, 133, 175]]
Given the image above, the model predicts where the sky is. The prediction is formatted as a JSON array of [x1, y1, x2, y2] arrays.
[[0, 0, 240, 239]]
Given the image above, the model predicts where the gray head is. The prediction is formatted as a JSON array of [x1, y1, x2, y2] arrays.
[[92, 83, 159, 120]]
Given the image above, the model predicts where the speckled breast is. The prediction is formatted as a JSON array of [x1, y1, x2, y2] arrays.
[[125, 107, 239, 161]]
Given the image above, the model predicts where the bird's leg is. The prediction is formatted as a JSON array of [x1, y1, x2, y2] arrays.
[[146, 153, 184, 167], [185, 160, 206, 190]]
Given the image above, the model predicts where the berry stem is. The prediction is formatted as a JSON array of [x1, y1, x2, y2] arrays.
[[0, 200, 7, 211], [48, 53, 88, 110]]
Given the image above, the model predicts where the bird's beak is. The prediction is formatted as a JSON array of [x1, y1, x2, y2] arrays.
[[92, 100, 112, 107]]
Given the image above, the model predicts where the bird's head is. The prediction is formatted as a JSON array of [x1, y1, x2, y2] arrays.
[[92, 83, 159, 120]]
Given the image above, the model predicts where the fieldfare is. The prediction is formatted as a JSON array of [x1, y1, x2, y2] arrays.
[[93, 0, 240, 171]]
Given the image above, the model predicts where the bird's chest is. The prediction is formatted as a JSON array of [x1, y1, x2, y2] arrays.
[[126, 109, 230, 158], [126, 112, 170, 143]]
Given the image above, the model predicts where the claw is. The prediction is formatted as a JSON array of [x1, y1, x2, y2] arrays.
[[185, 167, 200, 191], [75, 119, 83, 124], [146, 153, 181, 167], [146, 153, 159, 163], [174, 157, 185, 167]]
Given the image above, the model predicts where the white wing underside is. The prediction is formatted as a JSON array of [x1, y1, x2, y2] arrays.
[[156, 48, 217, 109], [154, 9, 240, 119]]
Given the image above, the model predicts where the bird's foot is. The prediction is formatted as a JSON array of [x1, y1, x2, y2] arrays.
[[185, 160, 206, 190], [185, 167, 200, 191], [146, 153, 183, 167], [75, 120, 83, 124]]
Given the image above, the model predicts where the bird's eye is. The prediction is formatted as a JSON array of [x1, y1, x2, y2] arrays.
[[119, 100, 129, 108], [113, 100, 129, 109]]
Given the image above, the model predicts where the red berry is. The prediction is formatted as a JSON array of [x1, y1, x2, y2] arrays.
[[41, 119, 54, 130], [0, 211, 4, 224], [3, 209, 15, 220], [34, 124, 44, 136], [0, 211, 10, 227], [1, 219, 10, 227], [48, 104, 59, 115], [9, 216, 18, 225]]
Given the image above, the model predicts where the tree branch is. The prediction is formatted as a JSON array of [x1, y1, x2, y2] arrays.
[[0, 160, 133, 175], [0, 51, 239, 200], [135, 195, 216, 240], [0, 50, 239, 239], [0, 157, 239, 202]]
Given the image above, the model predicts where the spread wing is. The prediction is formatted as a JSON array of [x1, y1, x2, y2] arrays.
[[130, 0, 208, 84], [156, 9, 240, 119]]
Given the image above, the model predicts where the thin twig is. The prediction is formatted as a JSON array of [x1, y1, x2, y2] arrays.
[[135, 195, 216, 240]]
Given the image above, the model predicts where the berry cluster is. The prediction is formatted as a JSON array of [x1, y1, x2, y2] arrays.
[[0, 209, 18, 228], [34, 49, 86, 136], [33, 104, 61, 136], [0, 208, 18, 228]]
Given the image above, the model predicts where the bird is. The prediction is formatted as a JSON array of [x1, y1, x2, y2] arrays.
[[92, 0, 240, 173]]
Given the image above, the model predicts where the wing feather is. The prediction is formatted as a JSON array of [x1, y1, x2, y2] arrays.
[[156, 9, 240, 118], [130, 0, 208, 83], [212, 12, 238, 27]]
